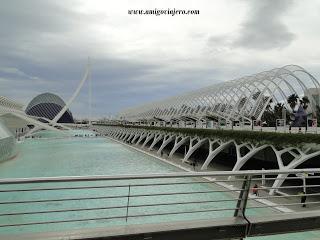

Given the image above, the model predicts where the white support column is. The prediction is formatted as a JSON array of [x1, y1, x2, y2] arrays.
[[131, 133, 140, 144], [136, 132, 148, 145], [126, 133, 134, 142], [270, 150, 320, 195], [157, 135, 175, 155], [183, 137, 208, 162], [142, 133, 155, 148], [112, 130, 118, 137], [149, 134, 164, 150], [117, 132, 124, 139], [231, 144, 271, 172], [201, 140, 233, 170], [272, 146, 297, 169], [269, 172, 289, 196], [111, 131, 117, 137], [121, 132, 130, 141], [117, 132, 124, 140], [123, 132, 132, 141], [267, 146, 299, 195], [169, 136, 189, 158]]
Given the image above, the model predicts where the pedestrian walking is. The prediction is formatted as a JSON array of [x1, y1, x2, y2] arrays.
[[301, 191, 307, 207], [192, 161, 196, 171], [252, 184, 259, 196]]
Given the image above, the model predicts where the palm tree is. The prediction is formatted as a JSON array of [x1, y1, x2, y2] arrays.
[[287, 94, 299, 112], [261, 99, 275, 126], [301, 96, 310, 110], [274, 103, 284, 119]]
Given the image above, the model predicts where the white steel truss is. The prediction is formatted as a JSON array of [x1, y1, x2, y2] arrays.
[[118, 65, 320, 123]]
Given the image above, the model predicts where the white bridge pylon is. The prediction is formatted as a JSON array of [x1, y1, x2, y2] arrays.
[[52, 60, 91, 124], [25, 61, 91, 136], [18, 61, 90, 136]]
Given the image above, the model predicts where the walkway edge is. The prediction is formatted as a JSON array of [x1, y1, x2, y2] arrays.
[[106, 136, 293, 213]]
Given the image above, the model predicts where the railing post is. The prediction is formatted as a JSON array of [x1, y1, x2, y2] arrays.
[[126, 184, 131, 222], [261, 168, 266, 186], [234, 175, 252, 217]]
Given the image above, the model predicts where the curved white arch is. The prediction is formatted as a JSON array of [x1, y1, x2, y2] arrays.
[[52, 62, 90, 123], [118, 65, 320, 123]]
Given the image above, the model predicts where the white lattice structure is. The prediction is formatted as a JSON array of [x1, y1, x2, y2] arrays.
[[0, 96, 24, 111], [118, 65, 320, 123], [0, 95, 62, 133], [0, 61, 90, 136], [25, 93, 74, 123]]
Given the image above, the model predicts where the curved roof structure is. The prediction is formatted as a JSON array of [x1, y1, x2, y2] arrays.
[[118, 65, 320, 123], [25, 93, 74, 123], [0, 96, 24, 111]]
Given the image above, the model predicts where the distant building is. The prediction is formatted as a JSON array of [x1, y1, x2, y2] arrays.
[[25, 93, 74, 123]]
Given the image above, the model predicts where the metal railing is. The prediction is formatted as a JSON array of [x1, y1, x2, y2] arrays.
[[0, 169, 320, 225], [97, 122, 319, 134], [1, 169, 320, 238]]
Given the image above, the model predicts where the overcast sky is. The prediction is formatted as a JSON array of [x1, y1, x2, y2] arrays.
[[1, 0, 320, 118]]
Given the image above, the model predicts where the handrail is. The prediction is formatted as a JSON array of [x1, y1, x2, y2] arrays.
[[1, 168, 320, 184], [1, 169, 320, 238], [1, 175, 319, 192]]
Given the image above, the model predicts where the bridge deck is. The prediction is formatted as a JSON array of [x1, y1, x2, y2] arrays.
[[3, 211, 320, 240], [248, 210, 320, 236], [1, 217, 248, 240]]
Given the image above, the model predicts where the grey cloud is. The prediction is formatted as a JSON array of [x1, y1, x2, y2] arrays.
[[0, 67, 40, 80], [0, 1, 79, 36], [207, 35, 233, 54], [0, 0, 225, 117], [2, 0, 315, 118], [207, 0, 296, 51], [234, 0, 295, 49], [0, 0, 104, 65]]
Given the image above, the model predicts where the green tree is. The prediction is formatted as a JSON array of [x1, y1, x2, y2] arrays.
[[287, 94, 299, 112], [301, 96, 310, 110], [274, 103, 285, 119]]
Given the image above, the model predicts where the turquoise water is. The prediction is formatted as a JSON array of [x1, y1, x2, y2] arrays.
[[0, 130, 319, 239]]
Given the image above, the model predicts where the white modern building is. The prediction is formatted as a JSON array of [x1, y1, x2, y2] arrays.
[[118, 65, 320, 125]]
